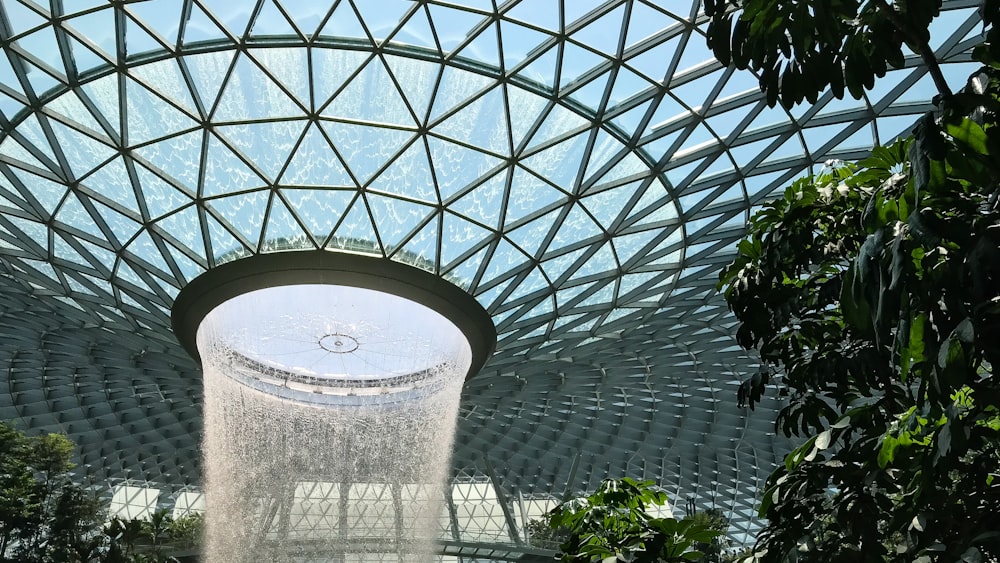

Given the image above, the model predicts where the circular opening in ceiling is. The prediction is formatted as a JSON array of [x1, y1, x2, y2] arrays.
[[196, 284, 472, 405], [172, 251, 497, 404]]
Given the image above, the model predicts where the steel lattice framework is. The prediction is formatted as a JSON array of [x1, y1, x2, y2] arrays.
[[0, 0, 985, 551]]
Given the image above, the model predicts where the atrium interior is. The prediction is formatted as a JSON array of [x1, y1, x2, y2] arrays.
[[0, 0, 985, 559]]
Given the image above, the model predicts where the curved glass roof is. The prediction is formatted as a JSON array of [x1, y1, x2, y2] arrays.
[[0, 0, 984, 548]]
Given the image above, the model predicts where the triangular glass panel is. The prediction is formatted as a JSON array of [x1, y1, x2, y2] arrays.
[[566, 69, 613, 110], [381, 54, 442, 125], [133, 129, 204, 195], [11, 114, 62, 169], [163, 237, 207, 283], [478, 237, 530, 289], [248, 47, 311, 109], [275, 0, 332, 37], [613, 227, 662, 267], [325, 58, 416, 127], [249, 0, 300, 37], [448, 171, 508, 229], [123, 2, 183, 47], [558, 41, 607, 91], [515, 42, 559, 89], [581, 179, 644, 230], [507, 266, 551, 302], [11, 52, 63, 97], [214, 53, 304, 120], [219, 119, 307, 181], [670, 69, 727, 112], [4, 1, 48, 36], [432, 85, 510, 155], [124, 77, 200, 147], [280, 123, 354, 187], [353, 0, 413, 40], [540, 246, 588, 283], [441, 244, 489, 290], [569, 242, 618, 280], [121, 12, 171, 58], [328, 198, 382, 256], [609, 98, 654, 137], [201, 133, 269, 197], [53, 234, 90, 270], [367, 142, 437, 204], [261, 195, 311, 252], [15, 28, 61, 72], [48, 117, 117, 179], [206, 190, 270, 246], [618, 270, 662, 298], [505, 84, 549, 152], [590, 153, 651, 191], [0, 90, 28, 123], [606, 66, 655, 109], [182, 1, 234, 44], [546, 203, 603, 253], [126, 230, 173, 278], [318, 0, 368, 40], [115, 259, 146, 288], [2, 135, 49, 172], [180, 50, 236, 113], [92, 200, 142, 247], [504, 207, 562, 258], [311, 48, 371, 110], [280, 188, 356, 241], [625, 181, 675, 228], [499, 20, 551, 71], [154, 204, 203, 254], [524, 102, 590, 152], [365, 193, 435, 251], [321, 121, 414, 185], [625, 2, 679, 49], [134, 163, 193, 219], [398, 213, 440, 272], [55, 192, 104, 240], [555, 280, 596, 309], [62, 30, 113, 74], [129, 59, 199, 116], [427, 136, 503, 200], [441, 211, 494, 268], [387, 5, 438, 51], [624, 34, 680, 84], [9, 167, 66, 216], [505, 0, 559, 32], [427, 3, 485, 53], [573, 4, 627, 59], [579, 280, 616, 308], [206, 213, 251, 264], [429, 65, 495, 122], [454, 20, 501, 68], [505, 166, 567, 225], [520, 130, 590, 191], [670, 29, 716, 81], [79, 157, 140, 212], [582, 129, 628, 185]]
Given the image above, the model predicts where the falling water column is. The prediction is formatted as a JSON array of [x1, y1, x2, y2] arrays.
[[171, 253, 496, 563]]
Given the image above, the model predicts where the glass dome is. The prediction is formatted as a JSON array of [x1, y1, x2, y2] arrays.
[[0, 0, 985, 548]]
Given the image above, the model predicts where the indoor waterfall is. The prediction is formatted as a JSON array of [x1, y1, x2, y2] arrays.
[[196, 284, 471, 562]]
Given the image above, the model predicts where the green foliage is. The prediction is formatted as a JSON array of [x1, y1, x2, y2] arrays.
[[717, 7, 1000, 560], [705, 0, 954, 108], [0, 421, 104, 562], [547, 478, 723, 563]]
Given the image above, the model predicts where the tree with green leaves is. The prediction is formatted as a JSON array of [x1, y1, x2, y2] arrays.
[[0, 421, 104, 562], [547, 478, 723, 562], [707, 0, 1000, 561]]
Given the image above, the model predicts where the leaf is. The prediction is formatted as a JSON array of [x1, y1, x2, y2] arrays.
[[946, 118, 990, 155], [815, 429, 832, 450], [911, 513, 926, 532]]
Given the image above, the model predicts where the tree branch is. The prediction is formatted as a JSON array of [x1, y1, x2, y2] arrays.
[[871, 0, 953, 100]]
